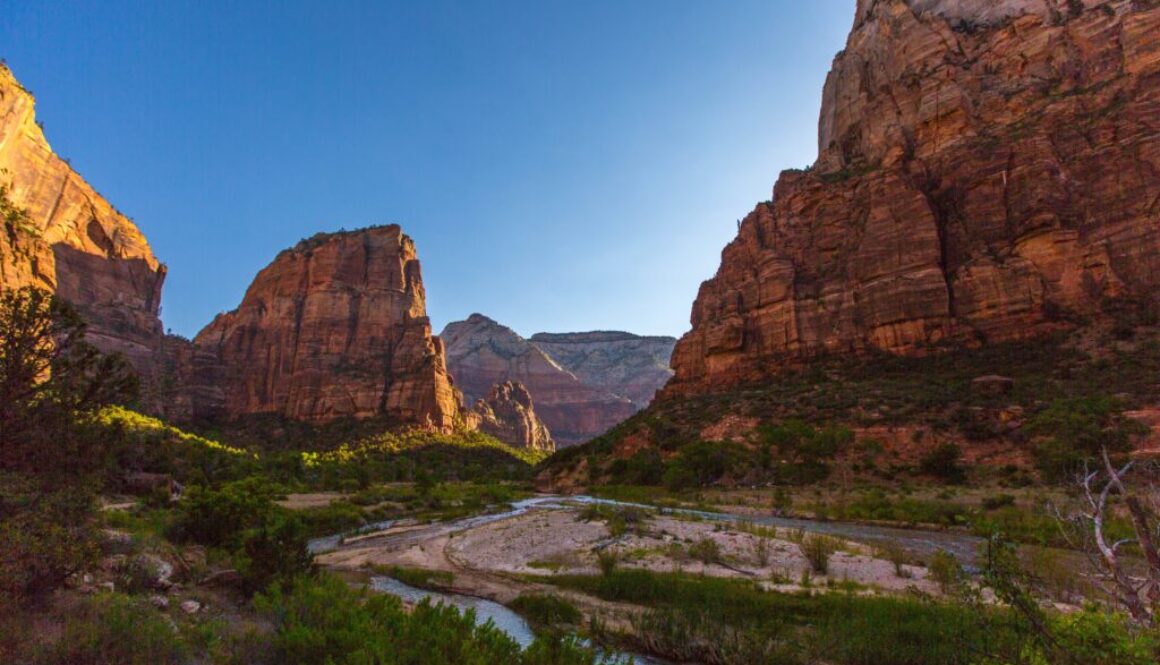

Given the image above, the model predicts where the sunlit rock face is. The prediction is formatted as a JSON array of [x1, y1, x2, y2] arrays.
[[442, 315, 642, 447], [668, 0, 1160, 396], [194, 226, 459, 428], [0, 64, 167, 376], [528, 331, 676, 411]]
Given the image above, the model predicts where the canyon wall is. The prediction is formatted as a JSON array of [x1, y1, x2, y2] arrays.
[[668, 0, 1160, 395], [442, 315, 639, 446], [529, 331, 675, 409], [0, 64, 166, 375], [467, 381, 555, 452], [194, 226, 460, 428]]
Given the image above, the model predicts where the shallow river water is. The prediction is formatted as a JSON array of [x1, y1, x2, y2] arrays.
[[316, 493, 985, 662]]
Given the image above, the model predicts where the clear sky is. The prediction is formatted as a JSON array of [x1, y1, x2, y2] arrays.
[[1, 1, 853, 339]]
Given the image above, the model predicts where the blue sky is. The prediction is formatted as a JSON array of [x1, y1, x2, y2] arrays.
[[2, 1, 853, 339]]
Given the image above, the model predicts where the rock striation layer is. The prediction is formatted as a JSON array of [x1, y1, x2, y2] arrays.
[[467, 381, 555, 452], [529, 331, 676, 409], [669, 0, 1160, 395], [0, 64, 166, 375], [194, 226, 459, 428], [442, 315, 638, 447]]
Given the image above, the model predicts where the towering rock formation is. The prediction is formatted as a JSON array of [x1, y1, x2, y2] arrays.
[[529, 332, 676, 409], [194, 226, 459, 428], [442, 315, 638, 446], [467, 381, 555, 452], [669, 0, 1160, 395], [0, 64, 166, 374]]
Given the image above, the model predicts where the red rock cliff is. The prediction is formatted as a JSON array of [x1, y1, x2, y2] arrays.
[[668, 0, 1160, 395], [467, 381, 555, 452], [442, 315, 637, 446], [194, 226, 459, 427], [0, 64, 166, 374]]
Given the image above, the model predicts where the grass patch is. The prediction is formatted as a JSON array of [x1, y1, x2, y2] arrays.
[[542, 570, 1027, 664], [375, 565, 455, 590], [509, 594, 583, 632]]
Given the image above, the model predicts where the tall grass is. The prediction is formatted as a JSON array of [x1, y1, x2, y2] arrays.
[[544, 570, 1027, 665]]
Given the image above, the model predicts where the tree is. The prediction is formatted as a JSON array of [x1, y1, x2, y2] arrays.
[[0, 287, 138, 599], [1, 286, 138, 461], [1054, 450, 1160, 627]]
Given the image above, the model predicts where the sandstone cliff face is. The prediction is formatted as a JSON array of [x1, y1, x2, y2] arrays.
[[194, 226, 459, 428], [442, 315, 637, 447], [669, 0, 1160, 395], [467, 381, 555, 452], [528, 331, 676, 409], [0, 64, 166, 374]]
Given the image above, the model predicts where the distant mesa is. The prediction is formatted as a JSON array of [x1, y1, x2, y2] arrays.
[[442, 314, 675, 447]]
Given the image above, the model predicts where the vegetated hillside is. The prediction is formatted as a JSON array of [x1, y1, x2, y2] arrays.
[[540, 323, 1160, 491]]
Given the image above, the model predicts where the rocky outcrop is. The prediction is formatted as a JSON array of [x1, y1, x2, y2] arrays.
[[442, 315, 637, 446], [467, 381, 555, 452], [0, 64, 166, 375], [529, 331, 676, 409], [194, 226, 459, 427], [669, 0, 1160, 395]]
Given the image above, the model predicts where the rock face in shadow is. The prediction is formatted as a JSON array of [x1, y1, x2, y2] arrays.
[[467, 381, 555, 452], [442, 315, 639, 447], [0, 64, 166, 376], [668, 0, 1160, 396], [193, 226, 459, 428]]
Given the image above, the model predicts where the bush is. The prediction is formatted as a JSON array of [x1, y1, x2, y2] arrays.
[[509, 594, 582, 631], [169, 478, 282, 548], [0, 488, 101, 598], [876, 542, 912, 578], [754, 537, 771, 567], [384, 566, 454, 590], [981, 494, 1016, 511], [689, 538, 723, 567], [238, 513, 315, 594], [596, 549, 619, 577], [928, 550, 965, 594], [1027, 397, 1143, 482], [252, 574, 607, 664], [36, 593, 187, 665], [800, 535, 840, 575], [919, 443, 966, 483]]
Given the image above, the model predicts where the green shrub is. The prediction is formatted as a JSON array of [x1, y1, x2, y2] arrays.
[[169, 478, 282, 548], [689, 537, 722, 567], [384, 566, 454, 590], [1027, 397, 1143, 482], [36, 593, 187, 665], [253, 574, 607, 664], [928, 550, 965, 594], [548, 569, 1027, 665], [919, 443, 966, 483], [596, 549, 619, 577], [0, 488, 101, 598], [238, 513, 315, 594], [876, 542, 912, 578], [799, 534, 840, 575], [509, 594, 582, 631], [981, 493, 1016, 511]]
